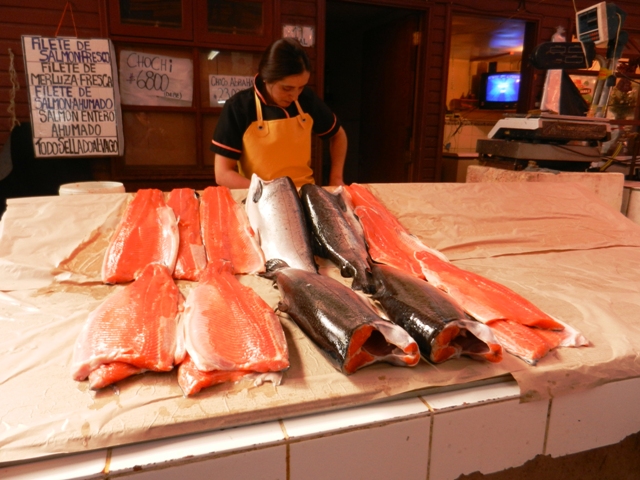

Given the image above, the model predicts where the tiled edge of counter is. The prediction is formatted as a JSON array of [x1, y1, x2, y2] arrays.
[[2, 377, 639, 479]]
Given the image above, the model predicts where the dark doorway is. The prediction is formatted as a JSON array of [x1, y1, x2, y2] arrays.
[[324, 2, 423, 184]]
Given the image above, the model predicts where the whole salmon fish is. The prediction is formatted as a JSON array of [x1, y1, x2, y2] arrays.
[[263, 259, 419, 374], [371, 263, 502, 363], [245, 175, 317, 272], [300, 184, 375, 293]]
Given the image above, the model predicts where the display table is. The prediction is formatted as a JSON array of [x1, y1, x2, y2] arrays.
[[466, 165, 625, 212], [1, 182, 640, 476]]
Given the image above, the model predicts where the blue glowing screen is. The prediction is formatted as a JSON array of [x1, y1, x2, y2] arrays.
[[485, 73, 520, 103]]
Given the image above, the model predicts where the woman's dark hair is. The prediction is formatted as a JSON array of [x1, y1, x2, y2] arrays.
[[259, 38, 311, 83]]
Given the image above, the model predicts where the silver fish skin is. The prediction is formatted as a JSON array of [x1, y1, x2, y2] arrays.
[[300, 184, 375, 293], [245, 175, 317, 272], [262, 259, 420, 374]]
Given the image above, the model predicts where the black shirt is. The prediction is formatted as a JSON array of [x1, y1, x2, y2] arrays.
[[210, 76, 341, 160]]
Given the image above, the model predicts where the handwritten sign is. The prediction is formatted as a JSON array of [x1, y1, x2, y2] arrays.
[[119, 50, 193, 106], [22, 36, 124, 158], [209, 75, 254, 106]]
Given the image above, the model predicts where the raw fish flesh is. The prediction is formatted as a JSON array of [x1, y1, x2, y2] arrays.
[[415, 250, 565, 330], [371, 263, 502, 363], [200, 185, 265, 274], [344, 184, 564, 331], [71, 263, 184, 388], [343, 184, 448, 278], [343, 183, 584, 364], [246, 175, 317, 272], [166, 188, 207, 281], [488, 320, 553, 365], [300, 183, 375, 293], [182, 261, 289, 374], [102, 189, 179, 284], [177, 354, 252, 396], [88, 362, 145, 390], [263, 259, 420, 374]]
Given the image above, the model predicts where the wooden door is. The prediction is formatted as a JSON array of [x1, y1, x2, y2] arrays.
[[359, 13, 420, 184]]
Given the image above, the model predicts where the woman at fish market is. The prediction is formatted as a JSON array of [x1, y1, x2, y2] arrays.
[[210, 37, 347, 189]]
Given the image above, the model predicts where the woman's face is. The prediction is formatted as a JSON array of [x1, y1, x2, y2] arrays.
[[265, 71, 310, 108]]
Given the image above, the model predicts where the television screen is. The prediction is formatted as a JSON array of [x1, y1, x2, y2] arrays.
[[479, 72, 520, 109]]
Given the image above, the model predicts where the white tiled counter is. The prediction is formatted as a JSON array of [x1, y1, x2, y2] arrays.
[[4, 376, 639, 480]]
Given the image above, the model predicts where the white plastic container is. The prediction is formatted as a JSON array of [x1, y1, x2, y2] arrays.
[[59, 181, 125, 195]]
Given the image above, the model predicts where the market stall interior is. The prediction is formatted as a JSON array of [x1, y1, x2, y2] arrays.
[[1, 0, 640, 477]]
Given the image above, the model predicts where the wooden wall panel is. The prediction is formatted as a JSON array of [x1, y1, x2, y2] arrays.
[[0, 0, 102, 147], [415, 0, 640, 182], [1, 0, 640, 185]]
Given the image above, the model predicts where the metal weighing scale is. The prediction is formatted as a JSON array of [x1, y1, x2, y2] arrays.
[[475, 2, 628, 172], [476, 113, 611, 170]]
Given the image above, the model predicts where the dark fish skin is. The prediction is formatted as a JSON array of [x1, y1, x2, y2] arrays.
[[262, 259, 419, 374], [299, 184, 375, 294], [371, 263, 501, 363]]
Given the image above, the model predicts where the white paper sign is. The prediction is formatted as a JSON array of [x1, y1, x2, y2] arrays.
[[209, 75, 254, 106], [119, 50, 193, 106], [282, 25, 315, 47], [21, 36, 124, 158]]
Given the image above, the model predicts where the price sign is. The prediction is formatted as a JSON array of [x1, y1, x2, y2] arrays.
[[22, 35, 124, 158], [119, 50, 193, 106], [209, 75, 254, 106], [282, 25, 315, 47]]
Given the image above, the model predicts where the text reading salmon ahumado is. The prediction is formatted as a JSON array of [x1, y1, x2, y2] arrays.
[[118, 50, 193, 107], [21, 36, 124, 158]]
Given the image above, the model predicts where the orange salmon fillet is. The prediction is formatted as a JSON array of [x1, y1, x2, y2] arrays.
[[344, 184, 562, 332], [488, 319, 553, 365], [102, 189, 179, 284], [415, 250, 564, 331], [200, 186, 265, 274], [344, 184, 448, 278], [353, 205, 425, 278], [88, 362, 145, 390], [344, 183, 407, 231], [177, 354, 252, 396], [166, 188, 207, 281], [183, 262, 289, 374], [71, 263, 184, 388]]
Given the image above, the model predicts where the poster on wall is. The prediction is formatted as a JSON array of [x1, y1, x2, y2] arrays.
[[282, 25, 315, 47], [209, 75, 254, 106], [119, 50, 193, 107], [21, 35, 124, 158]]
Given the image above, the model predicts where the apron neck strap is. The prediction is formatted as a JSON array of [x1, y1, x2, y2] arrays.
[[254, 93, 307, 127], [294, 100, 307, 127], [254, 92, 264, 125]]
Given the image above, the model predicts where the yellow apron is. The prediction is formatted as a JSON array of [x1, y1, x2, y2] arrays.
[[240, 92, 314, 186]]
